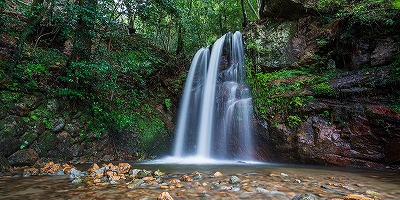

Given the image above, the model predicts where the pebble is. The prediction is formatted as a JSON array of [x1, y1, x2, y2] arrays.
[[229, 176, 241, 184], [231, 187, 240, 192], [157, 192, 173, 200], [280, 173, 289, 177], [365, 190, 380, 196], [72, 178, 82, 184], [214, 171, 223, 177], [291, 193, 317, 200], [110, 180, 119, 185], [180, 175, 193, 182], [127, 179, 144, 189], [342, 194, 373, 200]]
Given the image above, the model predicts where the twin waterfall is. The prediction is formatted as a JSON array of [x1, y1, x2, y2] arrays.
[[172, 31, 254, 163]]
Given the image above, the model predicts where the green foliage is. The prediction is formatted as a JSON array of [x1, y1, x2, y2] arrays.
[[395, 0, 400, 8], [164, 98, 172, 111], [391, 98, 400, 114], [287, 115, 302, 128], [247, 68, 313, 118], [312, 83, 335, 96], [316, 0, 346, 10]]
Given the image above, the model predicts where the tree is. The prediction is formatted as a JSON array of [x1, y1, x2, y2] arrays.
[[13, 0, 46, 65], [69, 0, 97, 63], [240, 0, 248, 27]]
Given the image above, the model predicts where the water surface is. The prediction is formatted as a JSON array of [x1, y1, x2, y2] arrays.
[[0, 163, 399, 199]]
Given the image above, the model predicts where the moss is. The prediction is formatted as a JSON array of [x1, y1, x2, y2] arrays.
[[37, 131, 57, 155], [312, 83, 334, 96]]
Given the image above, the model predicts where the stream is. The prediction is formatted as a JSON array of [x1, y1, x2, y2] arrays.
[[0, 162, 399, 199]]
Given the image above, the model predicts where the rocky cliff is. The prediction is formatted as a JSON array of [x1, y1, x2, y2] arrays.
[[247, 0, 400, 169]]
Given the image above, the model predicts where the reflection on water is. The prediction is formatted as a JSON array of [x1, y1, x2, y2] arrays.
[[0, 163, 399, 199]]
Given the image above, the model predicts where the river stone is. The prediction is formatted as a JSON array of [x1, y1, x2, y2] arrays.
[[69, 168, 87, 179], [7, 148, 39, 166], [292, 194, 317, 200], [158, 192, 173, 200], [110, 180, 120, 185], [136, 170, 147, 179], [52, 118, 65, 132], [229, 176, 241, 184], [23, 168, 39, 177], [127, 179, 144, 189]]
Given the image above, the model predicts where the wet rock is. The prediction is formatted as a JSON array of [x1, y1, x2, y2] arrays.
[[127, 179, 144, 189], [62, 163, 75, 175], [342, 194, 373, 200], [69, 168, 87, 179], [214, 171, 223, 177], [23, 168, 39, 177], [180, 175, 193, 182], [72, 178, 82, 184], [153, 169, 164, 177], [110, 180, 120, 185], [231, 187, 241, 192], [54, 169, 65, 176], [280, 173, 289, 177], [256, 187, 287, 197], [157, 192, 173, 200], [365, 190, 380, 196], [229, 176, 241, 184], [292, 194, 317, 200], [87, 163, 100, 173], [136, 170, 148, 179], [40, 162, 61, 174], [129, 169, 141, 176], [7, 148, 39, 166], [117, 163, 131, 174]]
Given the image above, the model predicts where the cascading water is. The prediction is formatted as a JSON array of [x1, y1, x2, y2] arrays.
[[169, 31, 255, 163]]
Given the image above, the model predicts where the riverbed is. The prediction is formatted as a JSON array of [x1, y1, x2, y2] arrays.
[[0, 162, 399, 199]]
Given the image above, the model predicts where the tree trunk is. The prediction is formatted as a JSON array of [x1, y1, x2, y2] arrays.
[[259, 0, 268, 20], [176, 23, 184, 56], [240, 0, 248, 28]]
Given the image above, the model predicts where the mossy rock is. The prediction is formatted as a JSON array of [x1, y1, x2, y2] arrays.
[[0, 115, 26, 138], [0, 137, 20, 157], [32, 131, 58, 157]]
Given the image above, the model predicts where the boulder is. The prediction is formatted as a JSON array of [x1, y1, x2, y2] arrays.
[[0, 155, 11, 172], [0, 137, 20, 157], [7, 148, 39, 166], [370, 38, 397, 66], [0, 115, 26, 138]]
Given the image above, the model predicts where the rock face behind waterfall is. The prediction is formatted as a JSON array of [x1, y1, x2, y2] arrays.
[[246, 1, 400, 169]]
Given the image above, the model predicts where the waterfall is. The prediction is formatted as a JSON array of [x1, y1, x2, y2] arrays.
[[171, 31, 254, 163]]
